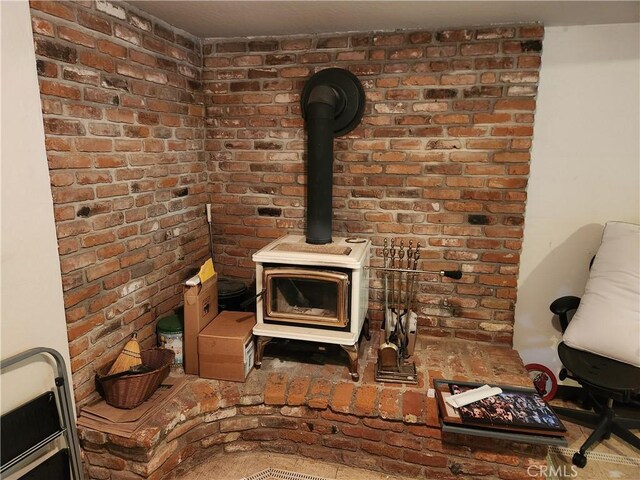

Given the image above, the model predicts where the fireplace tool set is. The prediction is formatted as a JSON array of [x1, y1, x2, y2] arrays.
[[375, 238, 421, 384]]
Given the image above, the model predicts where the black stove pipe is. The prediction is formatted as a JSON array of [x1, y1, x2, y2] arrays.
[[301, 68, 365, 245], [305, 85, 338, 245]]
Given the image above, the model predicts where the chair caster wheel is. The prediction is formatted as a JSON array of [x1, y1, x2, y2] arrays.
[[572, 452, 587, 468]]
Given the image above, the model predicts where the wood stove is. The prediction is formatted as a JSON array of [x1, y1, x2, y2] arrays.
[[252, 68, 368, 379], [253, 234, 370, 380]]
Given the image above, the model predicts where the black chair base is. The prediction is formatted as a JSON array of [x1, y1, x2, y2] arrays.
[[553, 404, 640, 468]]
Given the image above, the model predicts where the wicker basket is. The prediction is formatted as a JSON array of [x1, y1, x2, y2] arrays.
[[96, 348, 175, 409]]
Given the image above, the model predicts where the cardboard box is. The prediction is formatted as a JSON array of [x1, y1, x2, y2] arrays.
[[198, 311, 256, 382], [183, 274, 218, 375]]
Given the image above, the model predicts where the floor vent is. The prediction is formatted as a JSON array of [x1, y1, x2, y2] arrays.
[[549, 446, 640, 466], [241, 469, 328, 480]]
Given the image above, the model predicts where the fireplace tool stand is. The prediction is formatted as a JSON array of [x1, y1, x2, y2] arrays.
[[375, 238, 421, 384]]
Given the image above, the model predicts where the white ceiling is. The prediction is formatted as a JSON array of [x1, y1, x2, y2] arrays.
[[129, 1, 640, 39]]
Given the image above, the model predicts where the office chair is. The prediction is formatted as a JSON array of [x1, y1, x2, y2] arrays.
[[550, 221, 640, 468]]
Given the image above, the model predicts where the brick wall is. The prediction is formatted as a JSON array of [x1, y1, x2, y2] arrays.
[[30, 0, 207, 404], [202, 27, 543, 342], [30, 0, 544, 405]]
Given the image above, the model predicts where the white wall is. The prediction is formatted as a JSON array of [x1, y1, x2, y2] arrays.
[[0, 1, 73, 413], [514, 23, 640, 378]]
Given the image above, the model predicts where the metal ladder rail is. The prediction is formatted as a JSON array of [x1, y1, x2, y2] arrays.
[[1, 347, 84, 480]]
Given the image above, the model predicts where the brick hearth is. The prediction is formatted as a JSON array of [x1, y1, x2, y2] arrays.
[[79, 335, 547, 480]]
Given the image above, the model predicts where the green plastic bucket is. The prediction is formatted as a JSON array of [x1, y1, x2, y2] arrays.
[[157, 314, 183, 365]]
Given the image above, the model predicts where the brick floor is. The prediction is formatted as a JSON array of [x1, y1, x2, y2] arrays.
[[78, 334, 546, 479]]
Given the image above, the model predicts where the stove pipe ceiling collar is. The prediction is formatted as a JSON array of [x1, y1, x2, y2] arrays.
[[301, 68, 365, 245]]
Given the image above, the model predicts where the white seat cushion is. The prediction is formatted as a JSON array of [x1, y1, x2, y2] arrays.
[[563, 221, 640, 367]]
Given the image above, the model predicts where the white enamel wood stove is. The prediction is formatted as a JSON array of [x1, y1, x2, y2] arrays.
[[252, 234, 370, 380]]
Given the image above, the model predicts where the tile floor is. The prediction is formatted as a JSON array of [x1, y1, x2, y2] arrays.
[[179, 451, 416, 480], [543, 396, 639, 479], [546, 418, 639, 479]]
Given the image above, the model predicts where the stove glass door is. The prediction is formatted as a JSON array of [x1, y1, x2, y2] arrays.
[[264, 268, 349, 327]]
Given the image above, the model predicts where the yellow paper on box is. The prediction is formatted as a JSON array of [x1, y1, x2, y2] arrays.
[[198, 258, 215, 283]]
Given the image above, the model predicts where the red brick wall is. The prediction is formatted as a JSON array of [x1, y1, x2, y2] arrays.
[[31, 0, 543, 404], [30, 0, 207, 404], [202, 27, 543, 341]]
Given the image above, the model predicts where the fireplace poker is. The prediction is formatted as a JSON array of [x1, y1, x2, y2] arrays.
[[404, 241, 414, 325], [379, 239, 399, 369], [396, 240, 405, 334], [383, 239, 389, 339], [389, 239, 396, 327], [392, 241, 408, 355], [401, 243, 418, 355], [406, 244, 421, 353]]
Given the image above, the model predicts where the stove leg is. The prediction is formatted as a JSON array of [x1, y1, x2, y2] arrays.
[[340, 343, 359, 381], [254, 336, 273, 368]]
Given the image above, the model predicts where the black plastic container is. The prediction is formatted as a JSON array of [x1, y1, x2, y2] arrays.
[[217, 277, 248, 312]]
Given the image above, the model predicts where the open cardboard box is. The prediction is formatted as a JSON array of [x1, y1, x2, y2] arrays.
[[183, 273, 218, 375]]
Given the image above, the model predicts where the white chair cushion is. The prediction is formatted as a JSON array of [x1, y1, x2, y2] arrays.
[[563, 221, 640, 367]]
